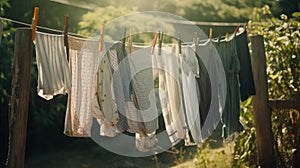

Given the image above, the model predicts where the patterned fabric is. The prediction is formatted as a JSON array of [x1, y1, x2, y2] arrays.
[[93, 42, 119, 137], [64, 36, 99, 137], [34, 31, 71, 100], [129, 47, 159, 134], [109, 42, 130, 132]]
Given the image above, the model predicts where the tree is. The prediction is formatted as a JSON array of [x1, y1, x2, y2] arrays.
[[0, 0, 13, 167], [234, 5, 300, 167]]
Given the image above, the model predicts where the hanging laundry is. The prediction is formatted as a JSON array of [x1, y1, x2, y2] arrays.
[[34, 31, 71, 100], [129, 47, 159, 133], [193, 44, 212, 130], [195, 40, 227, 141], [135, 131, 157, 152], [92, 43, 119, 137], [213, 37, 243, 139], [64, 36, 99, 137], [181, 46, 202, 143], [154, 44, 189, 146], [108, 41, 132, 133], [236, 29, 256, 101], [0, 19, 3, 44], [129, 47, 159, 151]]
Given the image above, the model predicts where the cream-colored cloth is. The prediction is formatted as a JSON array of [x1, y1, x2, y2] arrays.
[[154, 45, 188, 146], [64, 36, 99, 137], [93, 47, 119, 137]]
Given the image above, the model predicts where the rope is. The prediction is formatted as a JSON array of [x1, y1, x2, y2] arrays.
[[0, 17, 89, 38]]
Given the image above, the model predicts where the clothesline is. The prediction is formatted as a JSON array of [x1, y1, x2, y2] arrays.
[[0, 17, 89, 38], [32, 28, 255, 153], [0, 16, 246, 40], [166, 19, 246, 27]]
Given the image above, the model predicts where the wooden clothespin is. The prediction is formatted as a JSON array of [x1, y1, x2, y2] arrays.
[[234, 25, 239, 36], [63, 16, 68, 46], [245, 21, 249, 33], [178, 32, 182, 55], [193, 32, 198, 46], [209, 28, 213, 49], [122, 28, 127, 51], [225, 32, 229, 48], [158, 31, 164, 56], [193, 32, 198, 52], [151, 32, 158, 55], [99, 23, 105, 52], [31, 7, 39, 41], [63, 16, 70, 60], [217, 35, 221, 47], [129, 29, 132, 56]]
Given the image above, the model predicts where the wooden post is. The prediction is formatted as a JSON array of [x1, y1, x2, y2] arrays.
[[250, 35, 275, 167], [6, 28, 32, 168], [269, 100, 300, 112]]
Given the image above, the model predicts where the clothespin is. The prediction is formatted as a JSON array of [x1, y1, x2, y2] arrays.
[[31, 7, 39, 41], [122, 28, 127, 51], [151, 32, 158, 55], [245, 21, 249, 33], [178, 32, 182, 55], [63, 16, 69, 60], [99, 23, 105, 52], [217, 35, 221, 47], [63, 16, 68, 46], [129, 29, 132, 56], [225, 33, 229, 48], [234, 25, 239, 36], [209, 28, 213, 49], [158, 31, 164, 56], [193, 32, 198, 52]]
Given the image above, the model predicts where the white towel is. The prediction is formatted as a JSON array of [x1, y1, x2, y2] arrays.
[[34, 31, 71, 100], [181, 46, 202, 143]]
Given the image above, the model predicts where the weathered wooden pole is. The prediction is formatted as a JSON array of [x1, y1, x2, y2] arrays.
[[250, 35, 275, 167], [6, 28, 32, 168]]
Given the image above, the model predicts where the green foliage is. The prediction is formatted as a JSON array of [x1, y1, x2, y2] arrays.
[[183, 0, 251, 22], [0, 0, 14, 104], [195, 142, 234, 168], [234, 5, 300, 167], [232, 99, 257, 167], [0, 0, 9, 16], [249, 6, 300, 100], [78, 6, 138, 37], [78, 7, 176, 43]]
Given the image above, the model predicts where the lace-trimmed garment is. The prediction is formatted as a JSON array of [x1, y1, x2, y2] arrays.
[[64, 36, 99, 137]]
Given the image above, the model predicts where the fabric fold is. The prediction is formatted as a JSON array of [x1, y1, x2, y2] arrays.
[[34, 31, 71, 100]]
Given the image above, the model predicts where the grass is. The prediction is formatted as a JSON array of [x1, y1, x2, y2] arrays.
[[25, 124, 236, 168]]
